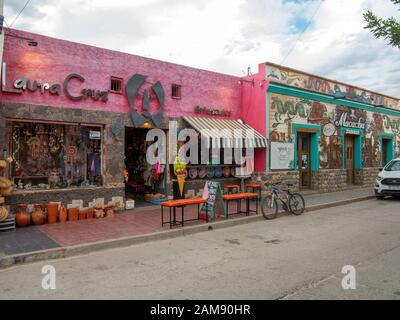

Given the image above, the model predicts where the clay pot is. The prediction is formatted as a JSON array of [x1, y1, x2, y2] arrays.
[[68, 207, 79, 221], [59, 206, 67, 223], [32, 204, 45, 225], [93, 206, 104, 219], [47, 202, 59, 224], [86, 208, 94, 219], [79, 209, 87, 220], [105, 205, 114, 218], [15, 204, 30, 227]]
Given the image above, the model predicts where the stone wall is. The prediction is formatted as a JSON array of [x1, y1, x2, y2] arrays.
[[311, 169, 347, 192], [250, 171, 300, 195], [5, 186, 124, 214], [354, 167, 380, 186]]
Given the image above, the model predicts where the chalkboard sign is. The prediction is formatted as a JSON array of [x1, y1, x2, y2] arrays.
[[200, 181, 227, 219]]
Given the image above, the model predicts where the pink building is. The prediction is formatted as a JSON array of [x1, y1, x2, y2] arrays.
[[1, 28, 267, 208]]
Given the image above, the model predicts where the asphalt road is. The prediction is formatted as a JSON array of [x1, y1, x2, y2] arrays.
[[0, 198, 400, 300]]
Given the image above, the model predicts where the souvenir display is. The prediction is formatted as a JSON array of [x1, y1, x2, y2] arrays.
[[215, 167, 223, 178], [198, 167, 207, 179], [223, 166, 231, 177], [10, 122, 102, 190], [207, 167, 215, 178], [188, 168, 198, 179]]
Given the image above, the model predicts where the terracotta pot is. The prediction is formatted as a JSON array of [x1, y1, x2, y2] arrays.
[[32, 204, 45, 225], [93, 206, 104, 219], [47, 202, 59, 224], [68, 207, 79, 221], [16, 204, 30, 227], [105, 205, 114, 218], [86, 208, 94, 219], [59, 206, 67, 223], [79, 209, 87, 220]]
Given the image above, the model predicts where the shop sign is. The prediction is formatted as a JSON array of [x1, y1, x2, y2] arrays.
[[334, 110, 366, 130], [343, 129, 360, 135], [194, 105, 231, 117], [1, 63, 108, 102], [89, 130, 101, 140], [270, 142, 295, 170]]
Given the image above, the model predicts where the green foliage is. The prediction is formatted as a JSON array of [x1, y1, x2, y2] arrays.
[[364, 0, 400, 48]]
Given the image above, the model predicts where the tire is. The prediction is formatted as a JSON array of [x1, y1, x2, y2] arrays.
[[261, 195, 278, 220], [288, 193, 305, 215]]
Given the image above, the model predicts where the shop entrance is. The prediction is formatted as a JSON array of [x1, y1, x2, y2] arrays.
[[297, 132, 312, 189], [344, 135, 355, 184], [381, 138, 393, 167], [124, 127, 165, 204]]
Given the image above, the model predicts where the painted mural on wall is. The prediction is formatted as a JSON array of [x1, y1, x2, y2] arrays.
[[269, 93, 400, 169], [266, 64, 400, 111]]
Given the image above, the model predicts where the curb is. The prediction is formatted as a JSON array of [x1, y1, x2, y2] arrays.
[[0, 194, 374, 269]]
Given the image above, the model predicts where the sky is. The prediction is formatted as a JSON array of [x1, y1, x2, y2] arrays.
[[3, 0, 400, 97]]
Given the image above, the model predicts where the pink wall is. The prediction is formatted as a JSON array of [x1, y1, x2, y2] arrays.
[[240, 63, 269, 172], [1, 29, 242, 119]]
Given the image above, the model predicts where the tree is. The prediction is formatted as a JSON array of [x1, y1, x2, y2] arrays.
[[363, 0, 400, 48]]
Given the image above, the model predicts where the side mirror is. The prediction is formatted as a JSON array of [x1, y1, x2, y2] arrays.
[[379, 167, 383, 172]]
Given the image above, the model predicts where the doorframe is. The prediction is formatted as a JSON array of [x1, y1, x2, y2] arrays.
[[292, 123, 321, 172], [379, 132, 395, 167], [340, 128, 363, 170]]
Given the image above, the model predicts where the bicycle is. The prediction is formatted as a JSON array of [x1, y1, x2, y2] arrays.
[[261, 181, 305, 220]]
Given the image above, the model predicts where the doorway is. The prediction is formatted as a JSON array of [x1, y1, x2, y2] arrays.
[[344, 135, 355, 184], [381, 138, 393, 167], [124, 127, 166, 206], [297, 132, 312, 189]]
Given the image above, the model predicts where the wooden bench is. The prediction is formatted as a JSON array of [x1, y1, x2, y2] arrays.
[[245, 183, 262, 199], [161, 198, 208, 228], [223, 184, 240, 194], [223, 192, 258, 217]]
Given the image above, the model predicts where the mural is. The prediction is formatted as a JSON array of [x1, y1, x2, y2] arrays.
[[266, 64, 400, 111], [269, 93, 400, 169]]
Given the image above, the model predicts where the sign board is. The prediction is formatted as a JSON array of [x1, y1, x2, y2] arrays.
[[270, 142, 295, 170], [200, 181, 227, 219], [89, 130, 101, 140]]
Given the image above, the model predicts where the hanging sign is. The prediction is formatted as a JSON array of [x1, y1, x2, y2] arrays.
[[200, 181, 227, 219], [89, 130, 101, 140]]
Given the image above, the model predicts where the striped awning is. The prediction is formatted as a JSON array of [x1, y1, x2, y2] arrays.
[[183, 116, 268, 149]]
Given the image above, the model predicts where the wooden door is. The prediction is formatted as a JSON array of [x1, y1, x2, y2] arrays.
[[297, 132, 312, 189], [345, 135, 355, 184]]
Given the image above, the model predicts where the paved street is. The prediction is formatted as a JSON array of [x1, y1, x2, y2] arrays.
[[0, 198, 399, 299]]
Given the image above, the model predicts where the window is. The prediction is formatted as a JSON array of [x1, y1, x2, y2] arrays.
[[10, 121, 102, 190], [110, 77, 123, 94], [171, 84, 182, 99], [384, 160, 400, 171]]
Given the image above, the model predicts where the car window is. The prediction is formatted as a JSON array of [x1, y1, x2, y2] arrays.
[[384, 160, 400, 171]]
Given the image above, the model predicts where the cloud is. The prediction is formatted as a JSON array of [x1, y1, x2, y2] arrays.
[[3, 0, 400, 97]]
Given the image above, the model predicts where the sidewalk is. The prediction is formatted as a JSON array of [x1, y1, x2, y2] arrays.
[[0, 187, 374, 266]]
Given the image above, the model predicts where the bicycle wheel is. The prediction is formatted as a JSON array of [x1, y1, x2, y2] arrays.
[[288, 193, 305, 215], [261, 195, 278, 220]]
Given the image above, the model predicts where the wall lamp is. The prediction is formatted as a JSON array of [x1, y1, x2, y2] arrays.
[[238, 79, 255, 86], [6, 33, 38, 46]]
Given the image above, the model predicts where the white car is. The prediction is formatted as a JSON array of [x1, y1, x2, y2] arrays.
[[375, 158, 400, 199]]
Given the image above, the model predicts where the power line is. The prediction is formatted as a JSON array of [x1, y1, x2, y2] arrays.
[[9, 0, 32, 28], [279, 0, 324, 66]]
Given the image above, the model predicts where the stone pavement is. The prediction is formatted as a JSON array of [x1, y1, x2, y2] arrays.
[[0, 186, 373, 260]]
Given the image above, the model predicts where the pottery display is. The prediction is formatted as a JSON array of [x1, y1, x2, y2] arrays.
[[67, 207, 79, 221], [78, 209, 87, 220], [59, 206, 67, 223], [32, 204, 45, 225], [15, 204, 30, 227], [105, 205, 114, 218], [94, 206, 104, 218], [47, 202, 59, 224]]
